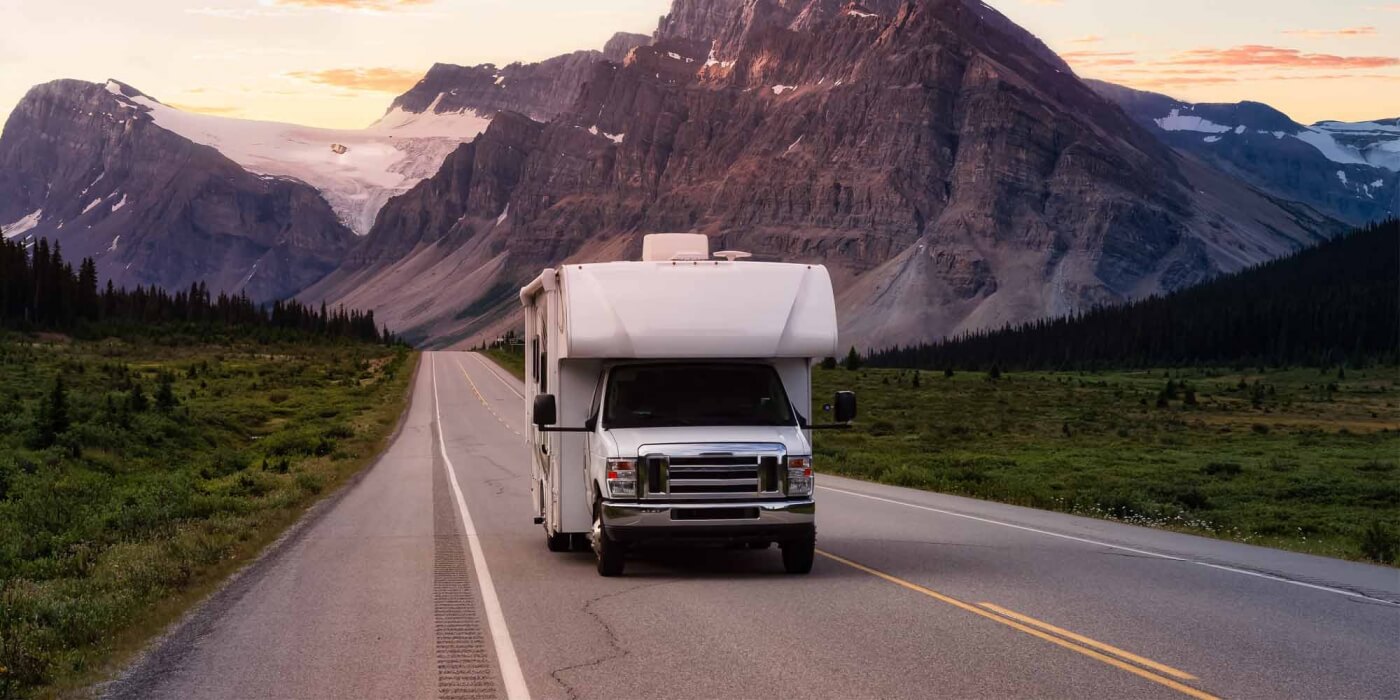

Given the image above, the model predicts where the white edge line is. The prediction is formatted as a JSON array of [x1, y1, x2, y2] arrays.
[[432, 354, 532, 700], [817, 485, 1395, 606], [470, 351, 525, 399]]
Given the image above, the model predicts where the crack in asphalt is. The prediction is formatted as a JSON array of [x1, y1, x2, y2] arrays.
[[484, 475, 515, 496], [547, 580, 680, 700]]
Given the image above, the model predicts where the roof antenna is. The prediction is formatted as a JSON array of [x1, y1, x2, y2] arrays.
[[713, 250, 752, 262]]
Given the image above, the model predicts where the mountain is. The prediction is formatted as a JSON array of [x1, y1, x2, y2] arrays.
[[867, 219, 1399, 370], [0, 33, 656, 242], [1089, 81, 1399, 226], [0, 80, 354, 301], [387, 32, 652, 126], [307, 0, 1338, 348], [0, 32, 652, 303]]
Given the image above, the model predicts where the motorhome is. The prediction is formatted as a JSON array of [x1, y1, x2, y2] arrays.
[[520, 233, 856, 576]]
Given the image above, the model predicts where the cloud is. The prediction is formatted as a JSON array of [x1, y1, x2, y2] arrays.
[[286, 67, 423, 92], [1071, 35, 1103, 44], [273, 0, 432, 8], [1132, 76, 1239, 87], [1060, 50, 1138, 67], [188, 0, 434, 18], [1061, 50, 1135, 59], [1167, 45, 1400, 69], [1281, 26, 1377, 38], [168, 103, 243, 115]]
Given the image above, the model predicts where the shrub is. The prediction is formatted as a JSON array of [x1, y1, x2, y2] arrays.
[[1358, 521, 1398, 564], [200, 449, 250, 479], [1203, 461, 1244, 477], [295, 472, 324, 495]]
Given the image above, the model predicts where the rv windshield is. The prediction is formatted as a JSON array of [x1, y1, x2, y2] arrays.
[[603, 363, 796, 429]]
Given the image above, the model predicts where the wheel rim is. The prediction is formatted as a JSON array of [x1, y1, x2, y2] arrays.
[[591, 511, 604, 557]]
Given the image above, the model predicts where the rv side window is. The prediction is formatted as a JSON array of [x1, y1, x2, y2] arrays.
[[531, 339, 540, 385]]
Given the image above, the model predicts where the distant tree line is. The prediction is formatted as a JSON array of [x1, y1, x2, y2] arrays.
[[1, 237, 396, 344], [867, 219, 1398, 371]]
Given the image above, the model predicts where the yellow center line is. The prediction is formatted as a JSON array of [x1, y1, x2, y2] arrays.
[[977, 602, 1196, 681], [452, 356, 522, 438], [816, 550, 1220, 700]]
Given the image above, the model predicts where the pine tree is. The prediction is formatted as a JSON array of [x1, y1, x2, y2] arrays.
[[33, 375, 70, 447], [156, 373, 178, 411], [844, 347, 862, 371], [129, 382, 149, 412]]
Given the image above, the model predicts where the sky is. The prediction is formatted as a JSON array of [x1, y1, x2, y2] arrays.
[[0, 0, 1396, 131]]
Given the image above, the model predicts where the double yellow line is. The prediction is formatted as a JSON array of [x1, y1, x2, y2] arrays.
[[817, 550, 1219, 700], [453, 356, 523, 438]]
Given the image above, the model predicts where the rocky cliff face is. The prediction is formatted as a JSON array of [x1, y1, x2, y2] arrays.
[[1091, 81, 1398, 227], [0, 80, 354, 301], [312, 0, 1339, 348], [387, 32, 655, 124]]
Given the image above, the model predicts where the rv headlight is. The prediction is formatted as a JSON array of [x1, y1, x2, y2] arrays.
[[606, 458, 637, 499], [787, 456, 813, 497]]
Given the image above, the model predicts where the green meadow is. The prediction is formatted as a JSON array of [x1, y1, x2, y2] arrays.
[[0, 334, 415, 696], [812, 365, 1399, 564]]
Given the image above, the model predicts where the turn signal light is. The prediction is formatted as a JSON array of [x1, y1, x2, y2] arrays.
[[606, 458, 637, 498], [787, 456, 813, 496]]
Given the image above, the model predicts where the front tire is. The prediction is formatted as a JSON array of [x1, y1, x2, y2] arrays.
[[592, 503, 626, 577], [781, 535, 815, 574]]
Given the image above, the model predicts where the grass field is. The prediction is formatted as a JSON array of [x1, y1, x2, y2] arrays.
[[0, 333, 416, 697], [812, 365, 1400, 564], [482, 347, 525, 380]]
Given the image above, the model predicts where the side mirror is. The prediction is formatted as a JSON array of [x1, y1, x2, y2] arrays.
[[833, 391, 857, 423], [533, 394, 557, 427]]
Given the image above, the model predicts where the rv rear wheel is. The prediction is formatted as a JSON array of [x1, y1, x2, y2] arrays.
[[592, 503, 626, 577], [781, 535, 815, 574]]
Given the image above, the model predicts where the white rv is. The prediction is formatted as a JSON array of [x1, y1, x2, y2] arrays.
[[520, 234, 856, 576]]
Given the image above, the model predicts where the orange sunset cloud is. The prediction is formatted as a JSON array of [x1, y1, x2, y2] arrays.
[[287, 67, 424, 92], [1167, 45, 1399, 69]]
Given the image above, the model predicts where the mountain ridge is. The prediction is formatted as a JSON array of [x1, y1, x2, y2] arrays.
[[1088, 80, 1399, 226]]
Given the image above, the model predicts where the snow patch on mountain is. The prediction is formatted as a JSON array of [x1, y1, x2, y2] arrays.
[[587, 125, 625, 144], [1293, 129, 1370, 167], [1146, 102, 1398, 173], [1155, 109, 1232, 134], [1311, 120, 1400, 172], [2, 209, 42, 239], [104, 81, 491, 234]]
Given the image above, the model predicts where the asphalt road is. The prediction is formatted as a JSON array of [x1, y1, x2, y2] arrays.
[[108, 351, 1400, 700]]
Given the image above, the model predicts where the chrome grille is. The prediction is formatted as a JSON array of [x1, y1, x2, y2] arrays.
[[639, 443, 786, 501]]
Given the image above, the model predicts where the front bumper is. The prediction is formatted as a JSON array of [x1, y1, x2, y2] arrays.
[[601, 499, 815, 543]]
